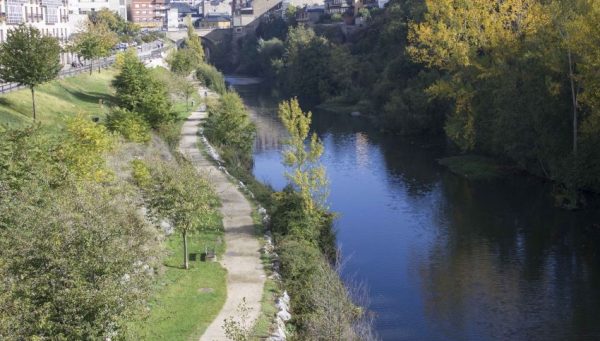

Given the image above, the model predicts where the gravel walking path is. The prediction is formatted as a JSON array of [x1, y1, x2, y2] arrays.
[[179, 99, 266, 341]]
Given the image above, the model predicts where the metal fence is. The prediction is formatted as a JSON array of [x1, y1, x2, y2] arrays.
[[0, 47, 165, 94]]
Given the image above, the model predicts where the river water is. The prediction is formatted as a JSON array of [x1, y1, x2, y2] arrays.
[[228, 79, 600, 341]]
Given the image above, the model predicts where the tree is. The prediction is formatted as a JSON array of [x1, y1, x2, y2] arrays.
[[89, 8, 140, 39], [167, 48, 197, 76], [278, 98, 327, 214], [112, 49, 175, 127], [0, 25, 61, 121], [0, 125, 160, 339], [184, 15, 204, 64], [73, 20, 118, 74], [205, 92, 256, 168], [175, 76, 196, 110], [145, 158, 220, 269]]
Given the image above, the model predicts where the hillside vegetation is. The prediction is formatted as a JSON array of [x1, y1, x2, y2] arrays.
[[237, 0, 600, 197]]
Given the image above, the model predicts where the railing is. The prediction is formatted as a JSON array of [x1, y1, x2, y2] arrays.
[[0, 45, 166, 94]]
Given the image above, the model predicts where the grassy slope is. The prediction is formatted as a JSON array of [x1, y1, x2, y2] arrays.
[[0, 70, 117, 129], [127, 231, 227, 340]]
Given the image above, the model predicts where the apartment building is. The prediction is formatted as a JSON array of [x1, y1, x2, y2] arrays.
[[129, 0, 168, 28], [1, 0, 71, 41]]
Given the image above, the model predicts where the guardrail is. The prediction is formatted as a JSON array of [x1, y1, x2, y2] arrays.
[[0, 48, 165, 94]]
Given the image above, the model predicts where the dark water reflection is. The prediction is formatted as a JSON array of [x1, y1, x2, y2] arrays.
[[231, 79, 600, 341]]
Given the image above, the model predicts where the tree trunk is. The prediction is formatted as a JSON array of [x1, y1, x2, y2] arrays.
[[183, 230, 189, 270], [89, 59, 93, 75], [30, 86, 36, 121], [186, 93, 189, 111], [567, 48, 578, 156], [98, 58, 101, 74]]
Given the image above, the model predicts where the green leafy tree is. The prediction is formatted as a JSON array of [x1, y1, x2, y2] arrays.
[[0, 24, 61, 121], [205, 92, 256, 168], [167, 48, 197, 76], [112, 50, 175, 127], [278, 98, 327, 214], [74, 20, 118, 74], [144, 158, 220, 269], [175, 76, 197, 110], [184, 15, 204, 64], [89, 8, 140, 39]]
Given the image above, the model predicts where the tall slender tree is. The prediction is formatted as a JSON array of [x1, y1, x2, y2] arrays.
[[0, 25, 61, 121], [184, 15, 204, 64], [278, 98, 327, 214]]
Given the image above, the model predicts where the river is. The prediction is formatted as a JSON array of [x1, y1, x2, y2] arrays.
[[228, 78, 600, 341]]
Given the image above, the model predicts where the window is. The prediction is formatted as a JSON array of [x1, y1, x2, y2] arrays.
[[41, 0, 62, 23], [134, 3, 138, 7]]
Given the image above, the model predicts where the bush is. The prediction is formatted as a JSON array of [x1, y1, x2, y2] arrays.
[[204, 91, 255, 169], [113, 51, 175, 128], [0, 179, 161, 340], [277, 237, 367, 340], [131, 159, 152, 187], [0, 125, 61, 189], [61, 115, 115, 182], [156, 121, 182, 150], [106, 108, 151, 143], [167, 48, 197, 76], [196, 63, 227, 94]]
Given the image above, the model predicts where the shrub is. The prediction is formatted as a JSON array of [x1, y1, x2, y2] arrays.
[[113, 52, 175, 128], [196, 63, 226, 94], [61, 115, 115, 182], [0, 125, 61, 189], [277, 237, 367, 340], [167, 48, 197, 76], [106, 108, 151, 143], [204, 91, 255, 169], [131, 159, 151, 187], [156, 121, 182, 150], [0, 180, 161, 339]]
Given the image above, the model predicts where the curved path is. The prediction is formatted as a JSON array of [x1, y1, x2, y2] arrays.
[[179, 104, 265, 340]]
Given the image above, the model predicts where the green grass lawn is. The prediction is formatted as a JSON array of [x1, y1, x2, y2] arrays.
[[127, 231, 227, 341], [0, 70, 117, 129]]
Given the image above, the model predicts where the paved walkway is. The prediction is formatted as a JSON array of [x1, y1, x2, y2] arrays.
[[179, 102, 265, 341]]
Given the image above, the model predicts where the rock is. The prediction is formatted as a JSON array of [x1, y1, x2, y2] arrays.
[[277, 309, 291, 322], [282, 291, 290, 305], [350, 111, 361, 117], [160, 220, 174, 235], [276, 298, 288, 312]]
